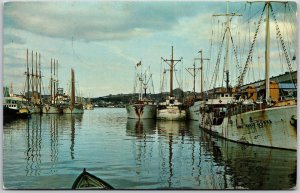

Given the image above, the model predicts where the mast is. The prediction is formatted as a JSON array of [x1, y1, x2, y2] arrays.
[[53, 59, 56, 104], [26, 49, 30, 100], [35, 52, 38, 101], [31, 50, 34, 99], [193, 50, 209, 99], [186, 61, 199, 98], [162, 46, 182, 97], [71, 68, 75, 107], [213, 1, 241, 93], [56, 60, 59, 90], [265, 2, 270, 101], [170, 46, 174, 97], [225, 2, 230, 92], [39, 53, 42, 103], [50, 58, 53, 103]]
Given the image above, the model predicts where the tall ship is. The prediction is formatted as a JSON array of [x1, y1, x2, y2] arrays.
[[157, 46, 186, 120], [42, 58, 63, 114], [23, 49, 43, 114], [199, 1, 297, 150], [126, 61, 156, 119], [63, 68, 84, 114]]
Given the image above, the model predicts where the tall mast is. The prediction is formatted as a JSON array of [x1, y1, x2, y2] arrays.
[[170, 46, 174, 97], [162, 46, 182, 97], [26, 49, 30, 100], [39, 53, 42, 102], [50, 58, 53, 103], [31, 50, 34, 99], [265, 2, 270, 101], [71, 68, 75, 107], [193, 50, 209, 99], [35, 52, 38, 101], [225, 2, 230, 92], [56, 60, 59, 90], [53, 59, 56, 104], [186, 61, 199, 98], [213, 1, 241, 93]]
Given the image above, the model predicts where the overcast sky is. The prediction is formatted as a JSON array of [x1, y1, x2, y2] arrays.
[[3, 0, 297, 97]]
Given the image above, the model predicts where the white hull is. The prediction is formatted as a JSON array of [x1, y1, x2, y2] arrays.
[[30, 105, 42, 114], [199, 105, 297, 150], [126, 104, 157, 119], [187, 101, 205, 121], [157, 105, 186, 121], [42, 104, 62, 114], [63, 106, 84, 114]]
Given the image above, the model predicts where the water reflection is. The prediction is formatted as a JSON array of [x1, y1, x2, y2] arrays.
[[3, 109, 296, 189], [24, 114, 83, 176], [25, 116, 42, 176]]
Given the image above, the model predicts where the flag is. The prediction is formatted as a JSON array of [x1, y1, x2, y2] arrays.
[[136, 61, 141, 67]]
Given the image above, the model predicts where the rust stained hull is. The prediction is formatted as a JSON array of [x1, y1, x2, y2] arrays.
[[200, 105, 297, 150], [126, 104, 157, 119]]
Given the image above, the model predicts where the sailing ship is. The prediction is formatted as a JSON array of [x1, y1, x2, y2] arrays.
[[199, 2, 297, 150], [157, 46, 186, 120], [42, 58, 63, 114], [63, 68, 84, 114], [126, 61, 157, 119], [23, 49, 43, 114]]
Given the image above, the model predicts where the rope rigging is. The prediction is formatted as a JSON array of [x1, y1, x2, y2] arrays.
[[270, 4, 296, 88], [237, 3, 266, 88]]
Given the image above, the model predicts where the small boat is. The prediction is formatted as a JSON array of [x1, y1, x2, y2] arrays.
[[72, 168, 114, 190]]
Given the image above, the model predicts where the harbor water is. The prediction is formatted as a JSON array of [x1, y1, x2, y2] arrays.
[[3, 108, 296, 189]]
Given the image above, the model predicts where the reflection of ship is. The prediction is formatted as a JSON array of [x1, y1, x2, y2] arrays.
[[199, 2, 297, 150], [126, 61, 156, 119], [63, 68, 84, 114], [126, 118, 156, 137], [202, 133, 296, 189], [157, 46, 186, 121]]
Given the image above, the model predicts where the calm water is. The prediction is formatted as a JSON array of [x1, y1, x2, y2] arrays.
[[3, 108, 296, 189]]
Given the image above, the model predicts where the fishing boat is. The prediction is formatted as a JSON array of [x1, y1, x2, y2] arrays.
[[199, 2, 297, 150], [157, 46, 186, 120], [72, 168, 114, 190], [3, 95, 31, 120], [63, 68, 84, 114], [126, 61, 157, 119]]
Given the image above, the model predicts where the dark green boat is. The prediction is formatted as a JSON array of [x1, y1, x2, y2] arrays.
[[72, 168, 114, 190]]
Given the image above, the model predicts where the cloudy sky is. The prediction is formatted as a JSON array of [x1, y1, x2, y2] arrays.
[[3, 0, 297, 97]]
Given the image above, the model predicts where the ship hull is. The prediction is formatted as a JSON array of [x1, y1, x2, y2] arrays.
[[157, 106, 186, 121], [126, 104, 157, 119], [42, 104, 63, 114], [187, 101, 205, 121], [30, 105, 42, 114], [63, 105, 84, 114], [200, 105, 297, 150]]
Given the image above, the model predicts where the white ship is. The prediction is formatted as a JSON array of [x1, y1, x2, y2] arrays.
[[126, 61, 156, 119], [199, 2, 297, 150], [157, 46, 186, 121]]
